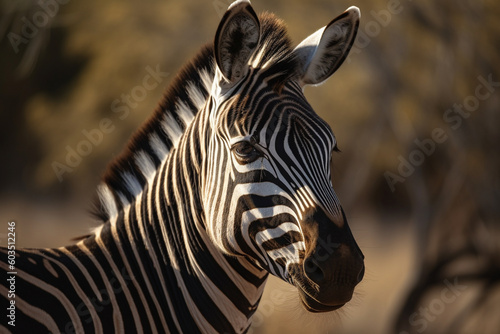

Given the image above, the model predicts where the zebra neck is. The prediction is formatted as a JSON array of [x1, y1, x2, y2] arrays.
[[156, 119, 269, 331], [91, 120, 269, 332]]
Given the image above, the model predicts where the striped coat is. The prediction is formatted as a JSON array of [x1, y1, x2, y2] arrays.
[[1, 1, 364, 333]]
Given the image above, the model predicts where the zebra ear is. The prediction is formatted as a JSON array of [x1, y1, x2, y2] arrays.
[[214, 0, 260, 85], [293, 6, 360, 87]]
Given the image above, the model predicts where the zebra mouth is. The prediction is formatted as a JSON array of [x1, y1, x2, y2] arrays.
[[298, 289, 346, 313]]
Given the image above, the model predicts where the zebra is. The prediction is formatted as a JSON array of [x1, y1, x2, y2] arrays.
[[1, 1, 364, 333]]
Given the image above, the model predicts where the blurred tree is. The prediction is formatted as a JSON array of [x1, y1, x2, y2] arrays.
[[387, 1, 500, 333]]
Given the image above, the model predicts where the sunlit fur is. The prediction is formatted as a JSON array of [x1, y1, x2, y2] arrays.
[[0, 8, 362, 334], [203, 76, 342, 281]]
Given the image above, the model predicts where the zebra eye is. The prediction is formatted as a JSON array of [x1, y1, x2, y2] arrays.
[[232, 141, 261, 164]]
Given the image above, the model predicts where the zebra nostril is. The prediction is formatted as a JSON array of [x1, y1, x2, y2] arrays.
[[304, 257, 325, 284]]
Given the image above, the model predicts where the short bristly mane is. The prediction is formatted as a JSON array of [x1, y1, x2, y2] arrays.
[[92, 13, 297, 223]]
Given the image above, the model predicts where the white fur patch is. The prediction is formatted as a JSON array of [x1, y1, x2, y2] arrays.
[[97, 184, 118, 219], [175, 100, 195, 127], [162, 113, 184, 146], [122, 172, 143, 199], [199, 68, 213, 93], [135, 151, 156, 184], [254, 222, 301, 245], [186, 81, 206, 110], [90, 224, 104, 237], [149, 132, 170, 161], [117, 191, 129, 207]]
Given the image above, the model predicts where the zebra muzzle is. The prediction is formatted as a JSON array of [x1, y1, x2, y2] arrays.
[[293, 207, 365, 311]]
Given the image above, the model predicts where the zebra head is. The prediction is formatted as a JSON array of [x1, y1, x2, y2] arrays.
[[202, 1, 364, 312]]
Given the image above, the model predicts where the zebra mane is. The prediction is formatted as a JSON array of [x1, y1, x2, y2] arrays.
[[92, 12, 296, 222]]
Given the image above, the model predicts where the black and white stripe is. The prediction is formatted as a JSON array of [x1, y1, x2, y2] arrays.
[[1, 1, 364, 333]]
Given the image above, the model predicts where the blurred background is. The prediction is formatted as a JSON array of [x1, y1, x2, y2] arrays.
[[1, 0, 499, 333]]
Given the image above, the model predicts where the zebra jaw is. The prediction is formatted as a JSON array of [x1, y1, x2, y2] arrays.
[[299, 292, 345, 313]]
